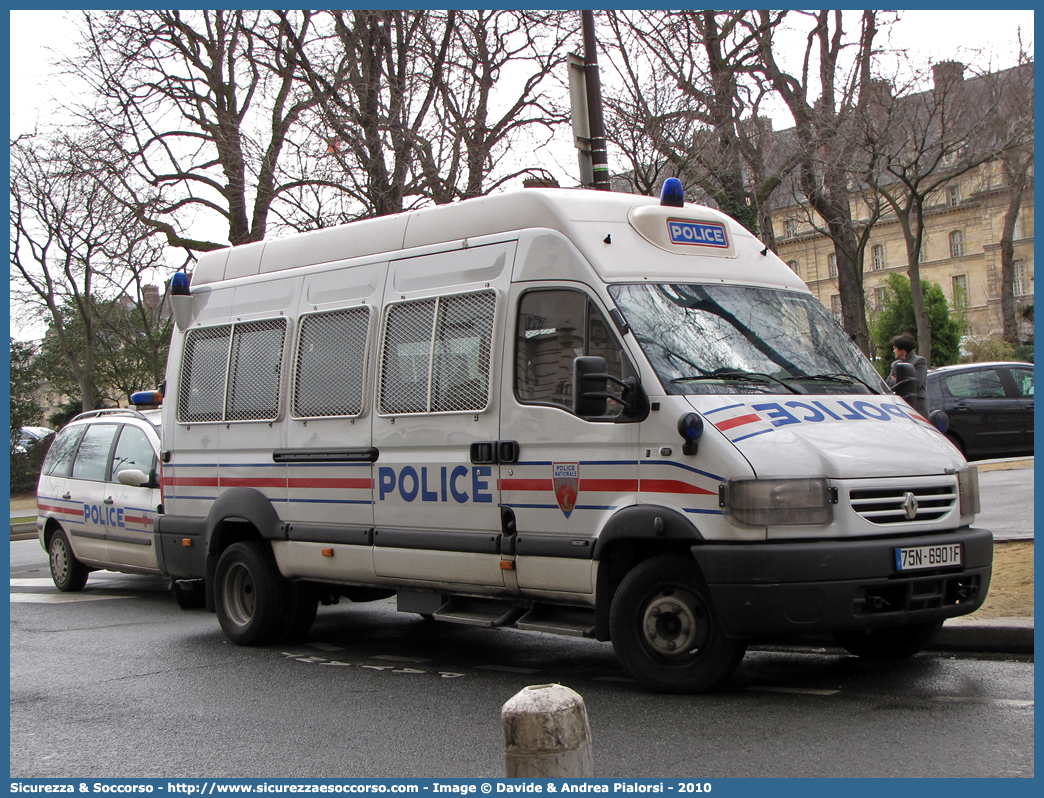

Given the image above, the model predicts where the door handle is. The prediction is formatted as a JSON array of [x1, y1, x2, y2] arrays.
[[470, 440, 520, 465], [62, 492, 72, 500], [103, 497, 114, 505]]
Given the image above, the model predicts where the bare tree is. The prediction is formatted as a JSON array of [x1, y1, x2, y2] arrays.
[[864, 60, 1028, 360], [602, 10, 796, 241], [283, 11, 570, 218], [10, 134, 170, 411], [281, 10, 456, 218], [751, 10, 884, 356], [64, 10, 323, 250], [989, 59, 1034, 345], [419, 10, 571, 203]]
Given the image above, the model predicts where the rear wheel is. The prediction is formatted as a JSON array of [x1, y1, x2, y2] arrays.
[[48, 528, 89, 592], [215, 542, 288, 645], [610, 556, 746, 693], [832, 621, 943, 660]]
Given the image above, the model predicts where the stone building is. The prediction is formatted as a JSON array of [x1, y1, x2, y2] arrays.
[[772, 63, 1034, 348]]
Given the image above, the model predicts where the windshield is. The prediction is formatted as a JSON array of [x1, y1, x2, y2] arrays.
[[608, 283, 888, 396]]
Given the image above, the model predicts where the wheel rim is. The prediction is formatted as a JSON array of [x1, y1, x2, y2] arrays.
[[222, 561, 256, 629], [640, 586, 710, 659], [50, 537, 70, 584]]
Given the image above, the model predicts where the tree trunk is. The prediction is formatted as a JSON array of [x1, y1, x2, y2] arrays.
[[999, 158, 1029, 344]]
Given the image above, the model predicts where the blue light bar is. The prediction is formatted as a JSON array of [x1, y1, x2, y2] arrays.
[[171, 271, 191, 296], [131, 390, 163, 406], [660, 178, 685, 208]]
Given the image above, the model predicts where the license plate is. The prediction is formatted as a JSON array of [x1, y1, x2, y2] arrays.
[[895, 543, 963, 571]]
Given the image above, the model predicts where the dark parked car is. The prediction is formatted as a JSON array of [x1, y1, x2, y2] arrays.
[[926, 361, 1033, 460]]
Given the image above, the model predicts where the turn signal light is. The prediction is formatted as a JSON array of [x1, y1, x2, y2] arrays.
[[322, 548, 334, 557]]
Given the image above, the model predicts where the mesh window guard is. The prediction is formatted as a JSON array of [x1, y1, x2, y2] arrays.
[[293, 307, 370, 418]]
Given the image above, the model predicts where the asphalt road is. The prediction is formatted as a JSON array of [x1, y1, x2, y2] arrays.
[[9, 541, 1034, 779], [974, 463, 1034, 540]]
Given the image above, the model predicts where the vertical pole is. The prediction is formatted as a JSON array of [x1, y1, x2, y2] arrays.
[[581, 11, 611, 191]]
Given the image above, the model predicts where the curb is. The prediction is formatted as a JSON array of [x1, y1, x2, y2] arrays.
[[11, 522, 36, 541], [931, 616, 1035, 655]]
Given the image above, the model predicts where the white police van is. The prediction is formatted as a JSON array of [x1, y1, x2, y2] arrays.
[[156, 182, 990, 692]]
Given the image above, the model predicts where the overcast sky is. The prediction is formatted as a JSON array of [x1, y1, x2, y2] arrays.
[[8, 8, 1035, 139]]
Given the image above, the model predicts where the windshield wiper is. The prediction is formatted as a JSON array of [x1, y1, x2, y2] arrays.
[[787, 372, 882, 394], [672, 369, 804, 395]]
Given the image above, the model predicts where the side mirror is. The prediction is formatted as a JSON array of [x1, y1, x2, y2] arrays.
[[573, 356, 642, 418], [891, 361, 918, 403], [117, 468, 150, 488], [573, 356, 610, 417]]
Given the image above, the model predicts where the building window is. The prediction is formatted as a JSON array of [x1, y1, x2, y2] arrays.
[[952, 274, 968, 308], [828, 253, 837, 278], [871, 244, 885, 271], [1013, 260, 1032, 297], [949, 230, 965, 258], [948, 185, 960, 207], [874, 287, 886, 310], [784, 219, 797, 239], [787, 260, 799, 274], [830, 295, 841, 320]]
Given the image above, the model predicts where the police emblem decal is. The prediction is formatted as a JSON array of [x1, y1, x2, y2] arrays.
[[553, 463, 579, 517]]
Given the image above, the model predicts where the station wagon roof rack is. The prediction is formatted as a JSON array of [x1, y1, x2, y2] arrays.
[[70, 408, 157, 424]]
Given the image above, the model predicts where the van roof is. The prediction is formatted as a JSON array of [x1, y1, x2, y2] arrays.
[[191, 188, 806, 292]]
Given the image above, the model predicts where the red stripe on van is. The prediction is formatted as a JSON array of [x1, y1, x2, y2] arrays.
[[580, 479, 639, 492], [162, 476, 219, 487], [287, 478, 374, 490], [640, 479, 716, 496], [124, 515, 151, 526], [219, 477, 287, 488], [715, 413, 761, 431], [501, 479, 553, 492]]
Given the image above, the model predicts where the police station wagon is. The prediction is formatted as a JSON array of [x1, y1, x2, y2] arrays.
[[37, 407, 163, 592], [154, 182, 991, 692]]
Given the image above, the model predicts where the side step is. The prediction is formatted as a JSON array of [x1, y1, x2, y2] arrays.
[[516, 606, 596, 638], [432, 598, 523, 628], [396, 591, 596, 638]]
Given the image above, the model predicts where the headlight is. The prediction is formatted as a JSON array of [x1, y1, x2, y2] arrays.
[[721, 478, 834, 528], [958, 466, 980, 516]]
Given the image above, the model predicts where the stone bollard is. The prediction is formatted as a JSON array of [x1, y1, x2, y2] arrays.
[[502, 684, 594, 778]]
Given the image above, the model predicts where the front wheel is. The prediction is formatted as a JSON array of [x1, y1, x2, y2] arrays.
[[832, 621, 943, 660], [214, 542, 288, 645], [49, 528, 89, 592], [610, 556, 746, 693]]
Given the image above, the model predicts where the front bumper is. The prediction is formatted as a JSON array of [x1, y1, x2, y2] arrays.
[[692, 527, 992, 638]]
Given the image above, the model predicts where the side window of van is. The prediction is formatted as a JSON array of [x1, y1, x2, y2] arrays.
[[179, 326, 232, 422], [109, 426, 157, 482], [178, 319, 287, 423], [71, 424, 120, 482], [379, 291, 496, 415], [42, 425, 87, 478], [515, 289, 631, 415], [293, 307, 371, 418], [226, 320, 287, 421]]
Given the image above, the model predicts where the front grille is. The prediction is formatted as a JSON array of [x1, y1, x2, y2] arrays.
[[850, 485, 957, 525]]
